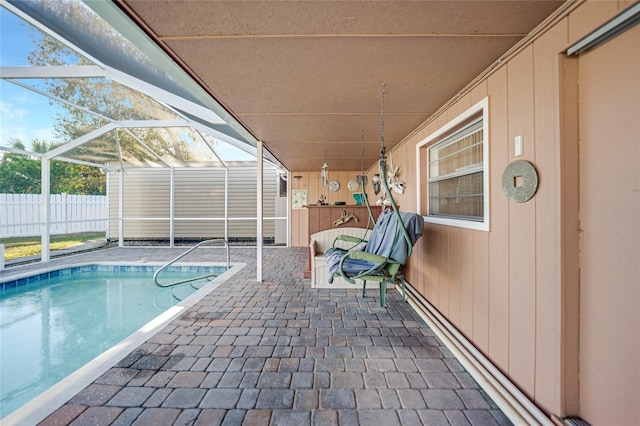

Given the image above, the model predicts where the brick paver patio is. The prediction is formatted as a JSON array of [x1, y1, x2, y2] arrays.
[[5, 246, 511, 425]]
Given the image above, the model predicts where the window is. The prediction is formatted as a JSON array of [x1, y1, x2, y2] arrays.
[[417, 98, 489, 231]]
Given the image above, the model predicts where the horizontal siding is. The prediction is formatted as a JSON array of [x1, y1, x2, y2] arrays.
[[174, 169, 226, 218], [108, 165, 279, 240]]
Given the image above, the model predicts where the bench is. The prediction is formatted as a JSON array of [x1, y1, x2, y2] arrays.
[[309, 227, 376, 289]]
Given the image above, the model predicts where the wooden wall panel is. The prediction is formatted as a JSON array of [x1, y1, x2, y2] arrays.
[[448, 227, 461, 326], [532, 20, 568, 414], [472, 230, 490, 353], [432, 226, 446, 314], [420, 222, 434, 301], [487, 67, 510, 369], [470, 81, 489, 105], [506, 45, 537, 395], [470, 82, 490, 350], [459, 228, 474, 337], [289, 170, 367, 247], [298, 212, 309, 248], [445, 95, 472, 124]]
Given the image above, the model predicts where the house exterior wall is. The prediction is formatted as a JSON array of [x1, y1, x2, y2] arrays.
[[376, 1, 636, 420], [108, 165, 279, 241], [290, 1, 638, 421]]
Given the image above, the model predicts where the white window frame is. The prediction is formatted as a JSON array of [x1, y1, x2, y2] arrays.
[[416, 97, 489, 231]]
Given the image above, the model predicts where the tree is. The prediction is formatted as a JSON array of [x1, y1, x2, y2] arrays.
[[0, 139, 41, 193], [26, 19, 204, 166], [51, 159, 105, 195], [0, 139, 105, 195]]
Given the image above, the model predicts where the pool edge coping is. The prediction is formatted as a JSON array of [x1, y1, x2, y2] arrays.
[[1, 261, 246, 426]]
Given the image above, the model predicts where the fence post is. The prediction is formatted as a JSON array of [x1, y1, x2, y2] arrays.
[[62, 193, 68, 234]]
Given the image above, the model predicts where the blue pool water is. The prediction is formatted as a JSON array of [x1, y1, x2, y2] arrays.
[[0, 264, 227, 419]]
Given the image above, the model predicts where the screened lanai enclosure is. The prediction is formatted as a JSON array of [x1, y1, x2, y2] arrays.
[[0, 0, 288, 268]]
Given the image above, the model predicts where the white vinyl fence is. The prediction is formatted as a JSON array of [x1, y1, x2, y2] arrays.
[[0, 193, 108, 238]]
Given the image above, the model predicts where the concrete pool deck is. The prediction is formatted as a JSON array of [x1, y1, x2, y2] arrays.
[[1, 246, 512, 425]]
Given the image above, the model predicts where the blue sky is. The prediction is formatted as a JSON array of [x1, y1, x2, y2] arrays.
[[0, 7, 60, 148]]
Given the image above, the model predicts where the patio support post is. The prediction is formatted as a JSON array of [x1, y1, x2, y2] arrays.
[[257, 141, 263, 281], [41, 158, 51, 262], [118, 169, 124, 247], [287, 171, 292, 247], [170, 168, 175, 247], [225, 168, 229, 242], [105, 170, 110, 240]]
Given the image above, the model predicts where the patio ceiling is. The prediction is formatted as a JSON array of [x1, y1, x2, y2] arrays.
[[112, 0, 565, 171]]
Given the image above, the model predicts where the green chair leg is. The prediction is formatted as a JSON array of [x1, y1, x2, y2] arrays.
[[362, 280, 367, 297], [379, 281, 387, 307]]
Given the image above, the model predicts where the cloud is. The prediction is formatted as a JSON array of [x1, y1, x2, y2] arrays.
[[0, 122, 55, 146], [0, 93, 57, 146], [0, 99, 28, 121], [1, 81, 58, 145]]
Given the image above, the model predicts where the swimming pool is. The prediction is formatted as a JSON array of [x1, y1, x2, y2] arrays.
[[0, 262, 241, 421]]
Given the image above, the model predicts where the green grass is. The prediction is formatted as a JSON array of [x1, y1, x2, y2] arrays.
[[0, 232, 105, 260]]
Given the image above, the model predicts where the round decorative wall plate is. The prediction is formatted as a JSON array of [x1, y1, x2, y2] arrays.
[[347, 180, 359, 191], [502, 160, 539, 203], [329, 180, 340, 192]]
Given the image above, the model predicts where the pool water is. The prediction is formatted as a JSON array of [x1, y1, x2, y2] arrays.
[[0, 265, 226, 419]]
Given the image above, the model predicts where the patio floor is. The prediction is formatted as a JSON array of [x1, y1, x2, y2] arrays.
[[2, 246, 512, 425]]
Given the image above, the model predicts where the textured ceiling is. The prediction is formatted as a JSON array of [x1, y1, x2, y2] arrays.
[[116, 0, 564, 171]]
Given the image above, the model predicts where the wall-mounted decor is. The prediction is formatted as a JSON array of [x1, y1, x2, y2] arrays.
[[292, 189, 307, 209], [386, 155, 406, 194], [333, 209, 359, 226], [321, 161, 329, 187], [502, 160, 539, 203], [329, 180, 340, 192], [372, 174, 381, 194]]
